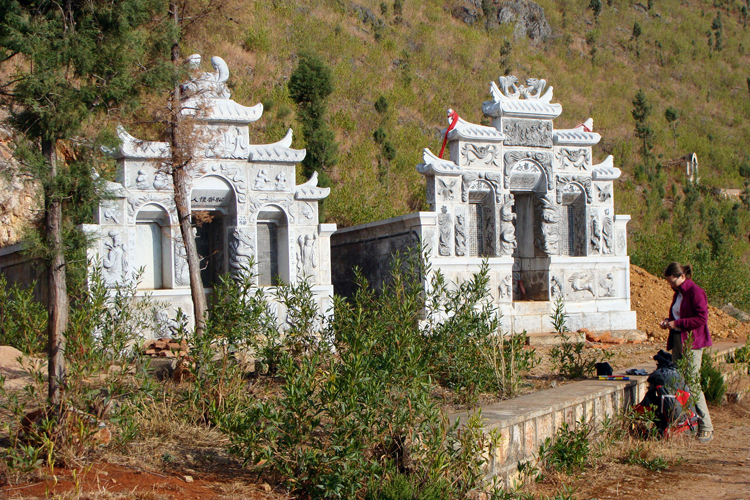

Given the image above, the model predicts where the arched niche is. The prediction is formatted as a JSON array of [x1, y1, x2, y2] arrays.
[[256, 205, 290, 286], [191, 175, 236, 287], [559, 183, 586, 256], [135, 204, 172, 289], [507, 159, 547, 193], [467, 180, 496, 256]]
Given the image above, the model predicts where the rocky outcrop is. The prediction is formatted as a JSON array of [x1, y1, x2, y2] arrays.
[[451, 0, 552, 43], [497, 0, 552, 42], [0, 118, 40, 248]]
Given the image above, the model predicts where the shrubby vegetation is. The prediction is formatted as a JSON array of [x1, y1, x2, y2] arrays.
[[0, 252, 536, 498]]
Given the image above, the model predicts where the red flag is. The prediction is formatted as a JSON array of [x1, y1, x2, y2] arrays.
[[438, 109, 459, 159]]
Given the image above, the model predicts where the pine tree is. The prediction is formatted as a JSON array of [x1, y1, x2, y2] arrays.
[[0, 0, 165, 407], [289, 54, 339, 193], [665, 106, 679, 147], [589, 0, 602, 24], [632, 90, 654, 167], [712, 13, 723, 51]]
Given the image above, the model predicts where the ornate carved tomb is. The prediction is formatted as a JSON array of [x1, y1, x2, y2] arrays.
[[331, 76, 636, 334], [84, 55, 336, 333]]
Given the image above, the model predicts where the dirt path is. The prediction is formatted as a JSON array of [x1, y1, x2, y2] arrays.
[[531, 398, 750, 500]]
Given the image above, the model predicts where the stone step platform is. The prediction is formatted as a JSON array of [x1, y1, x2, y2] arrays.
[[450, 340, 744, 486], [525, 329, 647, 346]]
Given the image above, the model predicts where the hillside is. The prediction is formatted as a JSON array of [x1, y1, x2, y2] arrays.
[[3, 0, 750, 305], [154, 0, 750, 228]]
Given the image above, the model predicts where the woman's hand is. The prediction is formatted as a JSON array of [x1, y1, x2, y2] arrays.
[[660, 319, 677, 330]]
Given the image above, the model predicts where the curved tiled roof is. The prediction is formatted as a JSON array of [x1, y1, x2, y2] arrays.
[[553, 129, 601, 146], [416, 148, 462, 175], [248, 129, 306, 163], [445, 118, 504, 141]]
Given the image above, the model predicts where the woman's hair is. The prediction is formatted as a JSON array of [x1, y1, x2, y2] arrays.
[[664, 262, 692, 279]]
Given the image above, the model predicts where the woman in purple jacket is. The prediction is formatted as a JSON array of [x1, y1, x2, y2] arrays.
[[659, 262, 713, 443]]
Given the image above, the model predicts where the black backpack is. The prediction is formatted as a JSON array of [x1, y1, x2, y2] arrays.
[[634, 350, 699, 436]]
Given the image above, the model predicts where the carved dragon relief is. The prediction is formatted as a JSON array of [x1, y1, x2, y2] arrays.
[[538, 193, 560, 256], [556, 175, 593, 204], [493, 76, 552, 101], [462, 144, 501, 168], [503, 151, 553, 190], [498, 193, 516, 256], [555, 148, 590, 170], [229, 227, 256, 280]]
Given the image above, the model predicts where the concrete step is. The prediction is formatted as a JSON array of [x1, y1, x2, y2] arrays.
[[525, 329, 647, 346], [450, 339, 747, 486]]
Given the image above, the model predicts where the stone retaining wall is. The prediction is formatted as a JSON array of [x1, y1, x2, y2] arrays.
[[450, 377, 648, 486]]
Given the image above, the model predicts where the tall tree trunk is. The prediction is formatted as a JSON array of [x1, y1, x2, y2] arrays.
[[43, 139, 68, 407], [169, 2, 207, 335]]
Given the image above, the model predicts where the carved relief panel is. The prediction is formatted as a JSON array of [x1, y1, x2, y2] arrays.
[[461, 143, 501, 168], [502, 119, 553, 148], [555, 148, 590, 171], [437, 206, 452, 256]]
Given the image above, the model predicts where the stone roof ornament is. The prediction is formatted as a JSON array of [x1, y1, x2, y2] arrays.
[[183, 54, 231, 99], [483, 75, 562, 119], [492, 76, 554, 102]]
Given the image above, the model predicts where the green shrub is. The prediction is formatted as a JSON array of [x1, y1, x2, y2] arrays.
[[538, 419, 595, 474], [424, 261, 537, 404], [222, 252, 507, 498], [364, 473, 456, 500], [548, 297, 611, 379], [0, 275, 47, 355], [700, 352, 726, 404]]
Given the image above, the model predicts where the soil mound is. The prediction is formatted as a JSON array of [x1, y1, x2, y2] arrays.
[[630, 264, 750, 341]]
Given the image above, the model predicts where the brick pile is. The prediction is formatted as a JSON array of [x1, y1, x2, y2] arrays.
[[142, 338, 190, 358]]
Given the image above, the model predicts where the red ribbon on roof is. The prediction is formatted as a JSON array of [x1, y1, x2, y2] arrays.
[[438, 109, 459, 159]]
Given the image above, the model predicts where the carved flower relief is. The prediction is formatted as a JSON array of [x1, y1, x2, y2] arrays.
[[462, 144, 500, 168], [101, 201, 124, 225]]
